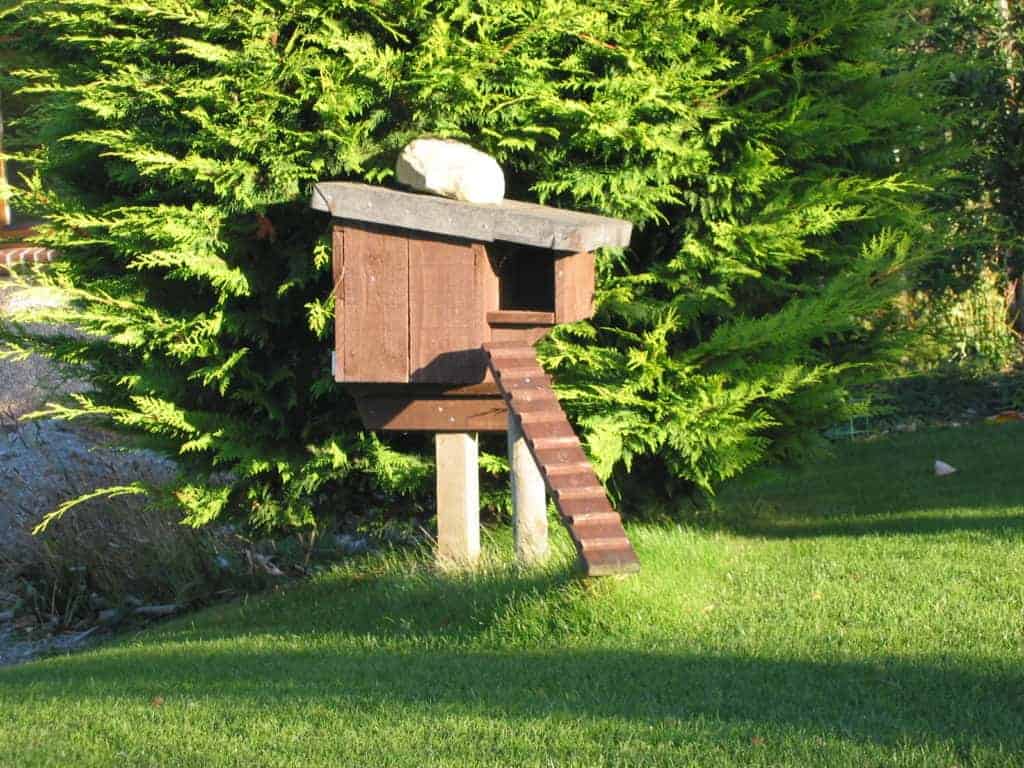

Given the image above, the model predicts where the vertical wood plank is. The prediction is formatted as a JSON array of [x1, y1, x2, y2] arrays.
[[342, 223, 409, 382], [332, 225, 345, 382], [554, 250, 596, 323], [477, 243, 501, 332], [436, 432, 480, 568], [409, 235, 484, 383], [0, 95, 9, 228], [509, 412, 549, 565]]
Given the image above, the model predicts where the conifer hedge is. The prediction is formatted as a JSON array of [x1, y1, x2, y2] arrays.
[[0, 1, 971, 528]]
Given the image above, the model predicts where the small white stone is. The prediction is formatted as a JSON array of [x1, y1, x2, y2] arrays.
[[934, 460, 957, 477], [396, 138, 505, 204]]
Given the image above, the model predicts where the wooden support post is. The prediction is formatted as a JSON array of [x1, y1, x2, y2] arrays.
[[0, 93, 10, 228], [435, 432, 480, 568], [508, 413, 549, 565]]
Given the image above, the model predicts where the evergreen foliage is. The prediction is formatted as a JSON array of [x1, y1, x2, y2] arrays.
[[884, 1, 1024, 374], [0, 0, 972, 528]]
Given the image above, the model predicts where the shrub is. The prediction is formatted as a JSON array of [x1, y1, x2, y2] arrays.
[[0, 0, 975, 528], [879, 1, 1024, 378], [899, 267, 1022, 376]]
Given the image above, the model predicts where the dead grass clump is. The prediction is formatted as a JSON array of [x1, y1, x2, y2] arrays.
[[0, 497, 245, 630]]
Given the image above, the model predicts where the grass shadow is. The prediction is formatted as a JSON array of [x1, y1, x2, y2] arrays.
[[2, 526, 1021, 761], [734, 512, 1024, 540], [1, 582, 1020, 753], [149, 551, 586, 646]]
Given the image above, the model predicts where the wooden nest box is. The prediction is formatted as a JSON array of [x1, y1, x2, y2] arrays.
[[312, 181, 639, 576], [312, 182, 632, 432]]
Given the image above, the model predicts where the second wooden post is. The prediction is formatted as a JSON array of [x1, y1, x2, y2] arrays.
[[508, 413, 549, 564]]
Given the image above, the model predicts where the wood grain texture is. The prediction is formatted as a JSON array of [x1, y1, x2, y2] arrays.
[[409, 235, 485, 383], [487, 326, 552, 345], [509, 412, 549, 565], [332, 225, 345, 382], [486, 310, 555, 326], [554, 251, 596, 323], [346, 382, 502, 398], [312, 182, 633, 251], [435, 433, 481, 568], [341, 223, 409, 383], [484, 341, 640, 576], [354, 395, 508, 432], [476, 243, 500, 342], [0, 113, 9, 228]]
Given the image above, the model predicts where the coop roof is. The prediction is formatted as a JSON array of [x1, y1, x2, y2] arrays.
[[311, 181, 632, 252]]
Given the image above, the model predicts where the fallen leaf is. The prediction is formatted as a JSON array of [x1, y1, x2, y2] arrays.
[[987, 410, 1024, 423]]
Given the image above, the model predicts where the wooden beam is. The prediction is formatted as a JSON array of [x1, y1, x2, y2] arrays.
[[345, 381, 501, 398], [312, 182, 633, 252], [354, 394, 508, 432], [486, 310, 555, 326]]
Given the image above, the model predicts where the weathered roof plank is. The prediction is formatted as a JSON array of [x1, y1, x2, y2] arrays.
[[311, 181, 632, 252]]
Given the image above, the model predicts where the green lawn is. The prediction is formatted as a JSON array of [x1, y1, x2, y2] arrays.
[[2, 424, 1023, 767]]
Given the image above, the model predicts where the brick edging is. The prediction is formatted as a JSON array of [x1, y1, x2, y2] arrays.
[[0, 246, 59, 268]]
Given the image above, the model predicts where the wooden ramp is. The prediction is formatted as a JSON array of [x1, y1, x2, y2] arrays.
[[484, 341, 640, 577]]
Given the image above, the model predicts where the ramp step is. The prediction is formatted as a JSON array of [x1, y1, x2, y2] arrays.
[[547, 472, 602, 491], [578, 537, 633, 553], [569, 520, 628, 541], [563, 510, 621, 526], [543, 461, 593, 477], [534, 445, 589, 467], [521, 420, 576, 441], [584, 548, 641, 577], [513, 398, 564, 415], [528, 436, 581, 452], [518, 410, 567, 425], [554, 486, 608, 501], [508, 387, 558, 404]]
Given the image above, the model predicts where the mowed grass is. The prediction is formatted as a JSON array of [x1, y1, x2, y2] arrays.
[[2, 424, 1023, 767]]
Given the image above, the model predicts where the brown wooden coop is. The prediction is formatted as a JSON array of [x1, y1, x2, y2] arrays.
[[311, 181, 640, 576]]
